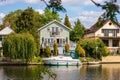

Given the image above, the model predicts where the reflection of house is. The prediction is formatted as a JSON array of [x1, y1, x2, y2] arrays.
[[0, 22, 14, 47], [38, 20, 72, 48], [84, 19, 120, 53]]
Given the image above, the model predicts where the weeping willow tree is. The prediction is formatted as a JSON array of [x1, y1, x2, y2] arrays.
[[2, 33, 37, 63], [91, 0, 120, 24]]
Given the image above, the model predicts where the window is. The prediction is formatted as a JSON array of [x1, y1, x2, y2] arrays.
[[66, 37, 68, 43], [47, 27, 50, 31], [51, 27, 60, 36], [63, 39, 65, 44], [102, 29, 119, 37], [48, 39, 50, 44], [113, 40, 119, 47], [102, 40, 109, 46], [42, 37, 44, 43]]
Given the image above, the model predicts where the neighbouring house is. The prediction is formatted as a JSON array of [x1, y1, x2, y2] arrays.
[[0, 22, 14, 48], [84, 18, 120, 53], [38, 20, 72, 53]]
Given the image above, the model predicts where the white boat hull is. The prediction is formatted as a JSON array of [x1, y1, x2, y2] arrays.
[[43, 56, 81, 66]]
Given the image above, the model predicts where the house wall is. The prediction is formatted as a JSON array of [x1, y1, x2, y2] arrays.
[[84, 33, 95, 38], [95, 21, 120, 37], [85, 20, 120, 53], [39, 22, 70, 48]]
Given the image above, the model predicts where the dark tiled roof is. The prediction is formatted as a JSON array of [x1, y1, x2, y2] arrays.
[[85, 19, 110, 34]]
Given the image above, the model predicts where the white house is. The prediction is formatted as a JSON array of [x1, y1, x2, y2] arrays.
[[0, 22, 14, 47], [38, 20, 72, 53], [84, 19, 120, 53]]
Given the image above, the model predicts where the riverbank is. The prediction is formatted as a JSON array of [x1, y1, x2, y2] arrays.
[[0, 62, 43, 66], [83, 55, 120, 65]]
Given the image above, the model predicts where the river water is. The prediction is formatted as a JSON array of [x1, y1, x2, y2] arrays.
[[0, 64, 120, 80]]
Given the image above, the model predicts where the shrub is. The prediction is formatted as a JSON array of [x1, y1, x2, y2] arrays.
[[75, 44, 85, 57], [79, 38, 107, 60], [53, 42, 58, 56], [44, 46, 52, 57], [65, 43, 70, 53]]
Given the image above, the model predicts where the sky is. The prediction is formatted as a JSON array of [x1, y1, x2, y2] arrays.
[[0, 0, 120, 28]]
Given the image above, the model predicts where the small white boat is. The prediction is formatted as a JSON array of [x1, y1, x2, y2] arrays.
[[43, 56, 81, 66]]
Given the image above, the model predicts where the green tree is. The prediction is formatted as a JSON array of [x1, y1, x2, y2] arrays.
[[15, 7, 41, 56], [70, 19, 85, 42], [64, 14, 72, 29], [2, 10, 23, 31], [41, 0, 66, 13], [39, 9, 61, 25], [79, 38, 107, 60], [2, 33, 37, 62], [91, 0, 120, 24]]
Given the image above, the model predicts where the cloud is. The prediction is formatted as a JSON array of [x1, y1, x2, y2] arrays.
[[0, 13, 6, 24], [62, 0, 105, 6], [0, 0, 18, 6], [70, 10, 103, 28], [24, 0, 41, 4], [35, 9, 44, 14]]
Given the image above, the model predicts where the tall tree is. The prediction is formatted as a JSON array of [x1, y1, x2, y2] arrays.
[[70, 19, 85, 42], [91, 0, 120, 24], [39, 9, 61, 25], [41, 0, 66, 13], [64, 14, 72, 29], [2, 10, 23, 30], [15, 7, 41, 56]]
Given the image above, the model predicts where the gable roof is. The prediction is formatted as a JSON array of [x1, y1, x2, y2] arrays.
[[85, 19, 120, 34], [38, 20, 72, 31], [0, 26, 14, 35]]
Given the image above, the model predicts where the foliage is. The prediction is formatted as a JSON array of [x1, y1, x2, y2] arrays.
[[79, 38, 107, 60], [53, 41, 58, 56], [70, 19, 85, 42], [64, 14, 72, 29], [4, 65, 56, 80], [2, 33, 37, 62], [75, 44, 85, 57], [44, 46, 52, 57], [2, 7, 62, 56], [91, 0, 120, 24], [2, 10, 23, 31], [103, 46, 109, 56], [39, 9, 61, 25], [32, 56, 43, 63], [42, 0, 66, 13], [65, 43, 70, 53], [15, 7, 40, 33]]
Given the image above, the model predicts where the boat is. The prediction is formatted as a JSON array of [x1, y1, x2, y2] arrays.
[[43, 56, 81, 66]]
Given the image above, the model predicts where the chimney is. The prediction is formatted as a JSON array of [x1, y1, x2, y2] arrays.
[[5, 21, 10, 27], [98, 16, 103, 22]]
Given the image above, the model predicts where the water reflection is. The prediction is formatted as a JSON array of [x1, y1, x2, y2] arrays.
[[0, 64, 119, 80], [80, 64, 120, 80], [3, 65, 56, 80], [47, 66, 81, 80]]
